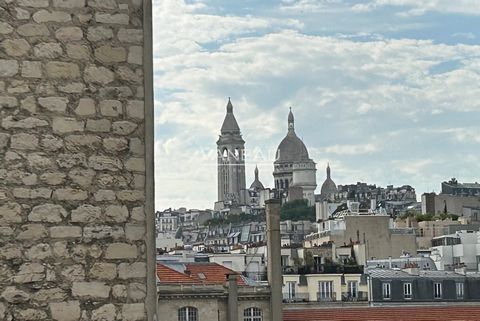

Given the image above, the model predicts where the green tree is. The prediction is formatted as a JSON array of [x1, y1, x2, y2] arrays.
[[280, 199, 315, 222]]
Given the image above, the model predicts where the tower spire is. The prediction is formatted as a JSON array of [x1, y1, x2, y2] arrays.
[[326, 163, 331, 179], [227, 97, 233, 113], [255, 165, 259, 180], [288, 107, 294, 131]]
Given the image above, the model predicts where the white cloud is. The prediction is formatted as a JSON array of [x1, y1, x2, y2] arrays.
[[153, 1, 480, 209], [351, 0, 480, 16], [452, 32, 476, 40]]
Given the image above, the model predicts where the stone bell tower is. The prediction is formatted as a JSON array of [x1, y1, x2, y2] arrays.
[[217, 98, 246, 206]]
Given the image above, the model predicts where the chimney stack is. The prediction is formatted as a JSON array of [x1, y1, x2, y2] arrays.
[[266, 199, 283, 321], [226, 273, 238, 321]]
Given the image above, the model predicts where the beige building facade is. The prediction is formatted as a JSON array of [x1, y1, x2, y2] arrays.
[[306, 215, 417, 261]]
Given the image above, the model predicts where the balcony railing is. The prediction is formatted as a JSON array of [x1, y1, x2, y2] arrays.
[[282, 293, 309, 303], [317, 292, 336, 302], [341, 291, 368, 302]]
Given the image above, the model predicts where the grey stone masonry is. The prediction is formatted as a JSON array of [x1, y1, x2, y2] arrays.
[[0, 0, 149, 320]]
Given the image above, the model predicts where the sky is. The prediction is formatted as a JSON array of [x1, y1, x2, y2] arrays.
[[152, 0, 480, 210]]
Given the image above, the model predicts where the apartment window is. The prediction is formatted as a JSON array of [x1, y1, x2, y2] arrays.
[[318, 281, 334, 300], [178, 307, 198, 321], [453, 257, 461, 265], [347, 281, 358, 298], [286, 281, 296, 299], [403, 282, 412, 299], [434, 282, 442, 299], [382, 283, 391, 299], [281, 255, 289, 267], [243, 307, 262, 321], [456, 282, 464, 299]]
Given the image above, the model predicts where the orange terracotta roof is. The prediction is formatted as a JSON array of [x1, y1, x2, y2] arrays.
[[283, 306, 480, 321], [186, 263, 246, 286], [156, 263, 245, 286], [156, 264, 200, 284]]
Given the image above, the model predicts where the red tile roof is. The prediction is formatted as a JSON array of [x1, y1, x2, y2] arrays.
[[157, 263, 245, 286], [283, 306, 480, 321], [156, 264, 200, 284]]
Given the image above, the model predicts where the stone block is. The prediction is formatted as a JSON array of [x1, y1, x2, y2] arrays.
[[83, 225, 124, 239], [118, 29, 143, 43], [112, 284, 127, 299], [34, 42, 63, 58], [41, 135, 64, 151], [13, 263, 45, 283], [53, 188, 88, 201], [68, 168, 94, 187], [53, 117, 84, 133], [121, 304, 145, 321], [65, 134, 102, 152], [86, 119, 112, 132], [61, 265, 85, 282], [17, 224, 48, 240], [40, 172, 66, 185], [95, 45, 127, 63], [126, 100, 144, 120], [96, 13, 129, 25], [75, 98, 96, 116], [32, 288, 68, 303], [117, 190, 145, 202], [1, 39, 31, 57], [89, 0, 117, 9], [128, 46, 143, 65], [33, 10, 71, 23], [118, 262, 146, 279], [71, 204, 102, 222], [13, 308, 47, 320], [112, 121, 137, 135], [1, 286, 30, 303], [25, 243, 52, 260], [29, 204, 66, 223], [66, 44, 90, 60], [105, 205, 129, 222], [89, 263, 117, 280], [39, 97, 69, 113], [50, 301, 81, 321], [58, 82, 85, 94], [103, 137, 128, 152], [0, 96, 18, 108], [94, 189, 116, 201], [84, 65, 115, 84], [125, 157, 145, 172], [91, 304, 116, 321], [17, 23, 50, 37], [10, 133, 38, 150], [53, 0, 86, 8], [18, 0, 49, 7], [88, 155, 123, 171], [0, 244, 22, 260], [125, 224, 145, 241], [87, 26, 114, 42], [50, 226, 82, 238], [27, 154, 54, 170], [72, 282, 110, 299], [99, 100, 123, 117], [105, 243, 137, 259], [0, 22, 13, 35], [128, 283, 146, 301], [0, 59, 19, 77], [56, 27, 83, 42], [2, 116, 48, 129], [22, 61, 42, 78], [46, 62, 80, 79]]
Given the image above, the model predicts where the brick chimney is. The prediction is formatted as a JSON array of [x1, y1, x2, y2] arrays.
[[226, 273, 238, 321]]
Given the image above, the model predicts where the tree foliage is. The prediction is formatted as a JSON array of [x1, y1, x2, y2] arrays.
[[280, 199, 315, 222]]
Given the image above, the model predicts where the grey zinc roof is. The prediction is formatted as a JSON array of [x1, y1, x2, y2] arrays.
[[367, 268, 475, 280]]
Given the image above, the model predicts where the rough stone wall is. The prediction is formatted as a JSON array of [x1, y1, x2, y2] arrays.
[[0, 0, 149, 320]]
